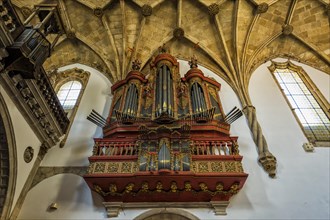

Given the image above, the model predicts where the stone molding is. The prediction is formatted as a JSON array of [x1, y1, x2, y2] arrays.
[[0, 92, 17, 220], [103, 201, 229, 218], [31, 166, 88, 189]]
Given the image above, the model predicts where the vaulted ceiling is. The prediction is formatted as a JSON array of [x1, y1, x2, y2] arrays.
[[11, 0, 330, 90]]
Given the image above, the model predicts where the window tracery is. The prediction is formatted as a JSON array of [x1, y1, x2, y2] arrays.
[[269, 61, 330, 145]]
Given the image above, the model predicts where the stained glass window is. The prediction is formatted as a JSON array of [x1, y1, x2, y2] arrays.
[[57, 81, 82, 110], [273, 67, 330, 142]]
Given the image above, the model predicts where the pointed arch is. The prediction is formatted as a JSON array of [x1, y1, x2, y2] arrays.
[[0, 92, 17, 220]]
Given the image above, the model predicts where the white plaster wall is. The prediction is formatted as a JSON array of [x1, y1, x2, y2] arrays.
[[0, 85, 41, 213], [18, 60, 329, 219], [17, 174, 105, 219], [41, 63, 112, 166]]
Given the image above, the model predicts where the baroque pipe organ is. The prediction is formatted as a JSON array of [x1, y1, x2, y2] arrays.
[[83, 50, 248, 217]]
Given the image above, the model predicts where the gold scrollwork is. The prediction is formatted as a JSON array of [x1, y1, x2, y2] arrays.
[[93, 181, 241, 197], [192, 161, 244, 173], [211, 162, 223, 172], [107, 162, 119, 173], [121, 162, 132, 173], [198, 162, 209, 172], [224, 162, 236, 172], [94, 163, 106, 173]]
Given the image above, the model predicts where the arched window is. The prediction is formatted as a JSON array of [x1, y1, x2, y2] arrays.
[[269, 61, 330, 144], [57, 81, 82, 110], [51, 68, 90, 147]]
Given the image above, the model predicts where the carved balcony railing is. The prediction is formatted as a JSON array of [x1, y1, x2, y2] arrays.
[[92, 140, 139, 157], [191, 140, 239, 156]]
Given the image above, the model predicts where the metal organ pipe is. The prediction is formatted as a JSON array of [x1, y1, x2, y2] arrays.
[[199, 86, 206, 110], [126, 85, 133, 115], [133, 89, 138, 115], [123, 86, 130, 114], [158, 68, 163, 116], [162, 65, 167, 112], [130, 88, 135, 115], [167, 68, 171, 115], [192, 84, 198, 113], [169, 73, 173, 116], [195, 83, 202, 113], [132, 88, 138, 115]]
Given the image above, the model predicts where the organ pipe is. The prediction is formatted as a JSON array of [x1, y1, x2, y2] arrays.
[[123, 86, 130, 113], [133, 89, 138, 115], [162, 65, 167, 112], [158, 68, 162, 115], [192, 85, 198, 112], [167, 67, 171, 115], [130, 89, 135, 115], [133, 90, 138, 115], [126, 85, 133, 114]]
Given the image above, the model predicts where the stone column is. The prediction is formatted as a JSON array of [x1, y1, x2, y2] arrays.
[[243, 105, 277, 177]]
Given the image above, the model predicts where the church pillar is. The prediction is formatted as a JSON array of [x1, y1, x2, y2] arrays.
[[242, 105, 277, 178]]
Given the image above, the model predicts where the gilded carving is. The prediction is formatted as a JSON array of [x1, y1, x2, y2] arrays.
[[107, 162, 119, 173], [141, 182, 149, 192], [192, 161, 244, 173], [216, 183, 224, 191], [211, 162, 223, 172], [224, 162, 236, 172], [184, 182, 192, 191], [87, 163, 94, 174], [94, 185, 105, 196], [198, 162, 209, 172], [236, 162, 243, 172], [156, 182, 163, 192], [170, 181, 178, 192], [124, 183, 135, 194], [121, 162, 132, 173], [232, 141, 240, 155], [229, 183, 240, 195], [94, 162, 106, 173], [188, 55, 198, 68], [93, 181, 241, 197], [199, 183, 208, 192], [177, 82, 189, 109], [208, 87, 218, 102], [109, 184, 117, 195]]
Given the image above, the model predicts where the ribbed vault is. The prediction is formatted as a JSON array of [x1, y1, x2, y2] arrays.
[[10, 0, 330, 177]]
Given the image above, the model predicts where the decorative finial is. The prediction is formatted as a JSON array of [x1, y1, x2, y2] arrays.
[[132, 59, 141, 71], [188, 55, 198, 68], [159, 44, 167, 54]]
